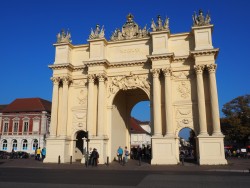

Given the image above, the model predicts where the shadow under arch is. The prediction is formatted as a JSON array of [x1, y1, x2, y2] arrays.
[[73, 130, 88, 161], [110, 87, 150, 161], [177, 127, 198, 164]]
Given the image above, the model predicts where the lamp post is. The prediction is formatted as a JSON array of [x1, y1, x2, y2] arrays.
[[84, 131, 90, 167]]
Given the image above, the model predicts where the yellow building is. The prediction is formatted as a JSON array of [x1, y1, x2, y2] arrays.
[[45, 11, 227, 165]]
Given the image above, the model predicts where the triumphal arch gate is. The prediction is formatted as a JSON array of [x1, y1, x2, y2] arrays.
[[45, 11, 227, 165]]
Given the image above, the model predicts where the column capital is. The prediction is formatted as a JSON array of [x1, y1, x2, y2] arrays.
[[151, 68, 161, 78], [194, 65, 205, 74], [87, 74, 96, 83], [97, 73, 107, 82], [61, 76, 71, 85], [162, 68, 172, 77], [206, 64, 217, 73], [51, 77, 60, 85]]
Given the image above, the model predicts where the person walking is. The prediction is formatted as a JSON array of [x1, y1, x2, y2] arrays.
[[117, 146, 123, 164]]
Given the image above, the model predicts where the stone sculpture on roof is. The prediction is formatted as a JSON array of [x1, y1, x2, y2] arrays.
[[89, 24, 105, 39], [192, 9, 211, 26], [110, 13, 149, 41], [56, 29, 72, 43], [151, 15, 169, 32]]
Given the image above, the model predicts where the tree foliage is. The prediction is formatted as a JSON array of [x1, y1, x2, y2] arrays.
[[221, 94, 250, 145]]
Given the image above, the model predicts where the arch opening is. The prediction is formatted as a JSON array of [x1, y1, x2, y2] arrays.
[[75, 130, 88, 161], [111, 88, 150, 162], [178, 127, 197, 164]]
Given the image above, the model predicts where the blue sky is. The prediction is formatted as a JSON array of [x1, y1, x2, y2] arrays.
[[1, 0, 249, 127]]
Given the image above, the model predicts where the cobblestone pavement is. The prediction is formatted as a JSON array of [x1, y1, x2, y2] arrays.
[[0, 157, 249, 173]]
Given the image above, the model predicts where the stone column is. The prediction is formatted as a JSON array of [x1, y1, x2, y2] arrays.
[[207, 64, 222, 135], [50, 77, 60, 137], [151, 69, 162, 136], [60, 76, 70, 137], [163, 68, 174, 137], [97, 74, 106, 137], [87, 74, 95, 136], [194, 65, 208, 136]]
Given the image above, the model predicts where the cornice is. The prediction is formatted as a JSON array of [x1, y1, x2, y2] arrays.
[[147, 53, 174, 61], [84, 59, 110, 68], [73, 65, 85, 71], [48, 63, 74, 71], [109, 59, 147, 68], [53, 42, 74, 48], [190, 48, 219, 58], [172, 55, 189, 63]]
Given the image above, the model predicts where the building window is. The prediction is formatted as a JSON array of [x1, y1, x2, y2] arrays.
[[22, 140, 28, 150], [2, 140, 7, 150], [23, 122, 29, 134], [33, 139, 38, 150], [3, 122, 9, 134], [33, 120, 39, 134], [12, 140, 17, 150], [13, 122, 19, 135]]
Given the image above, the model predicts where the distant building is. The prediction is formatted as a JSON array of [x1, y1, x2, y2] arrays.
[[129, 117, 151, 147], [0, 98, 51, 154]]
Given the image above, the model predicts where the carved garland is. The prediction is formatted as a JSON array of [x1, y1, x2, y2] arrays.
[[107, 75, 150, 98]]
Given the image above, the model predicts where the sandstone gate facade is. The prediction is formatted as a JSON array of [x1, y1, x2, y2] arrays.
[[45, 11, 227, 165]]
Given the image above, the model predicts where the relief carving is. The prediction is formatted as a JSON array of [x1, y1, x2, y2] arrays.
[[72, 111, 87, 133], [107, 74, 150, 97], [177, 81, 191, 99], [77, 89, 87, 105]]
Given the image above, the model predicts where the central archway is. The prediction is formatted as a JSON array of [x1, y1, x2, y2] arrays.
[[110, 88, 150, 161]]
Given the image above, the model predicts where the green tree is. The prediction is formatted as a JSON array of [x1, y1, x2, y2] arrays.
[[221, 94, 250, 146]]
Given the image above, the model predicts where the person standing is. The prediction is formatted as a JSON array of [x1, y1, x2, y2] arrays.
[[36, 147, 41, 161], [117, 146, 123, 164], [91, 148, 99, 166], [124, 146, 129, 163], [41, 147, 46, 161], [137, 146, 142, 166]]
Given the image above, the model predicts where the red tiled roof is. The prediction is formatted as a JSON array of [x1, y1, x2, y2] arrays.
[[2, 98, 51, 113], [0, 105, 8, 112], [129, 117, 150, 134]]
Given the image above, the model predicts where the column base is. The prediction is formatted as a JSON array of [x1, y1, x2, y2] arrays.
[[151, 137, 178, 165], [43, 137, 71, 163], [88, 137, 108, 164], [197, 135, 227, 165]]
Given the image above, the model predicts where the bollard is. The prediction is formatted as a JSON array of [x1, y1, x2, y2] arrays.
[[58, 155, 61, 164], [70, 156, 72, 164], [107, 156, 109, 166]]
